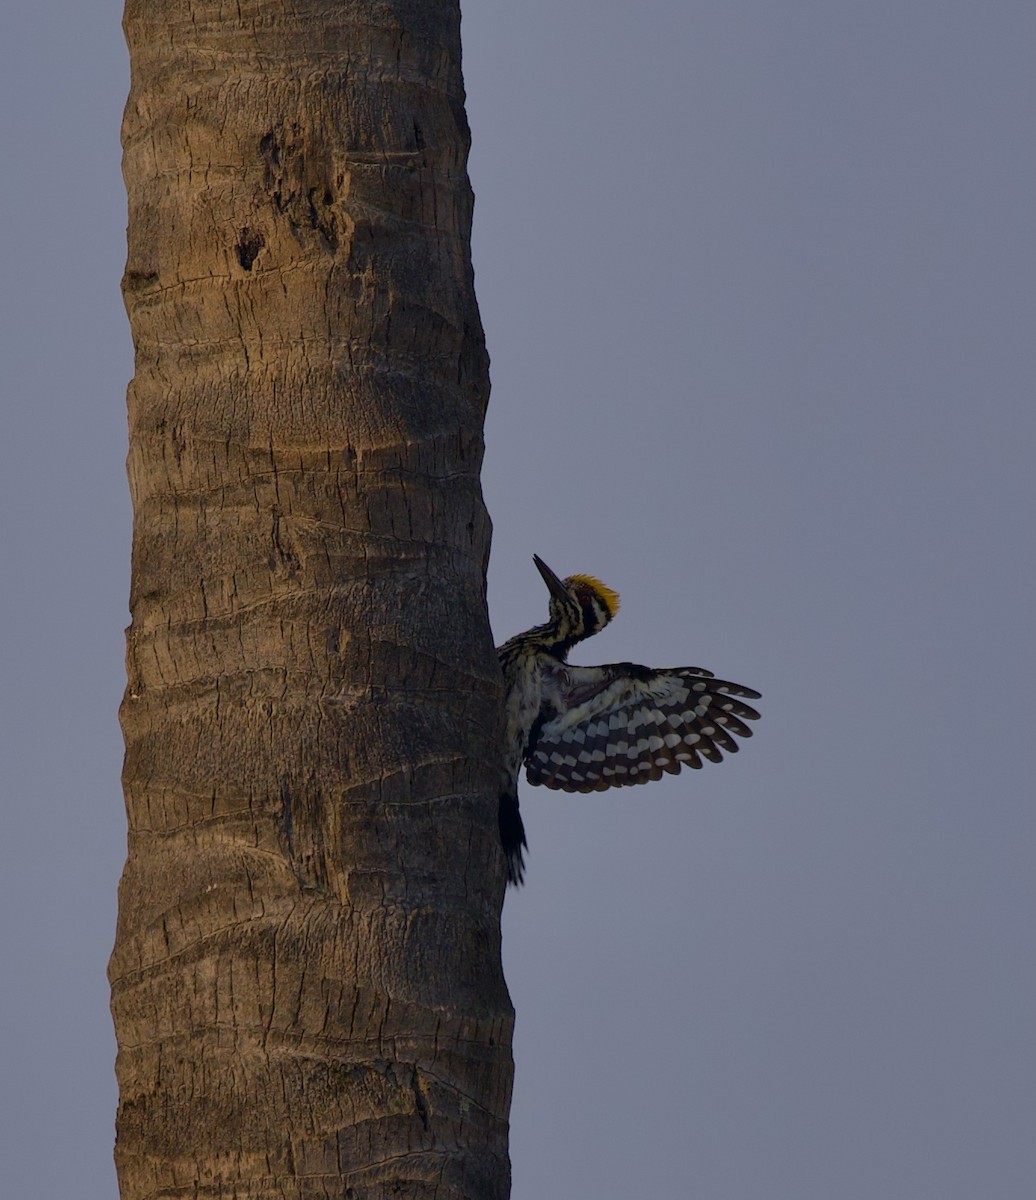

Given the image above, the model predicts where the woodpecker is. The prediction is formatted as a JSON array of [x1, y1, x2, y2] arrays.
[[497, 555, 761, 884]]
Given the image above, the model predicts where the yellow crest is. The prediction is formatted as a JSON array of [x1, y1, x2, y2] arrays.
[[564, 574, 621, 619]]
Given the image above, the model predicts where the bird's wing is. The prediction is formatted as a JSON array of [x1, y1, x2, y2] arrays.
[[525, 663, 761, 794]]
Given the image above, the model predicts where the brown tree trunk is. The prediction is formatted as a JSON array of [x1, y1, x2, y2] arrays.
[[110, 3, 511, 1197]]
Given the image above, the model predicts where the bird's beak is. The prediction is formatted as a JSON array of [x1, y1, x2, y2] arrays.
[[533, 554, 569, 602]]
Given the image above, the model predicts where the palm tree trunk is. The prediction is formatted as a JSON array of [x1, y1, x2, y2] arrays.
[[110, 3, 511, 1197]]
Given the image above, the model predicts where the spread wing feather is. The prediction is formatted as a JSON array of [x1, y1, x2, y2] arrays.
[[525, 663, 761, 794]]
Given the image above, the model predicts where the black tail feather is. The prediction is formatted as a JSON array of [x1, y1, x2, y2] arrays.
[[498, 793, 527, 886]]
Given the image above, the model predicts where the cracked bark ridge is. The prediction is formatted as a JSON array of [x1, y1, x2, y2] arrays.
[[112, 3, 510, 1198]]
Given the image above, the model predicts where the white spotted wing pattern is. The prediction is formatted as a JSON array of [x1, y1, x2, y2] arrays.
[[525, 662, 761, 793]]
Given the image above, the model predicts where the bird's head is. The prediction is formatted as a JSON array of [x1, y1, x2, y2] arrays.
[[533, 554, 620, 645]]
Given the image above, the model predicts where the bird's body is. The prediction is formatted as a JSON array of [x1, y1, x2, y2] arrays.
[[497, 556, 761, 884]]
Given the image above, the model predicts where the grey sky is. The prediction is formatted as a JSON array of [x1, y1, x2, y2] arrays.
[[1, 3, 1032, 1197]]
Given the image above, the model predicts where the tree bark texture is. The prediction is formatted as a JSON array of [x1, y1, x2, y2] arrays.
[[110, 3, 510, 1197]]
